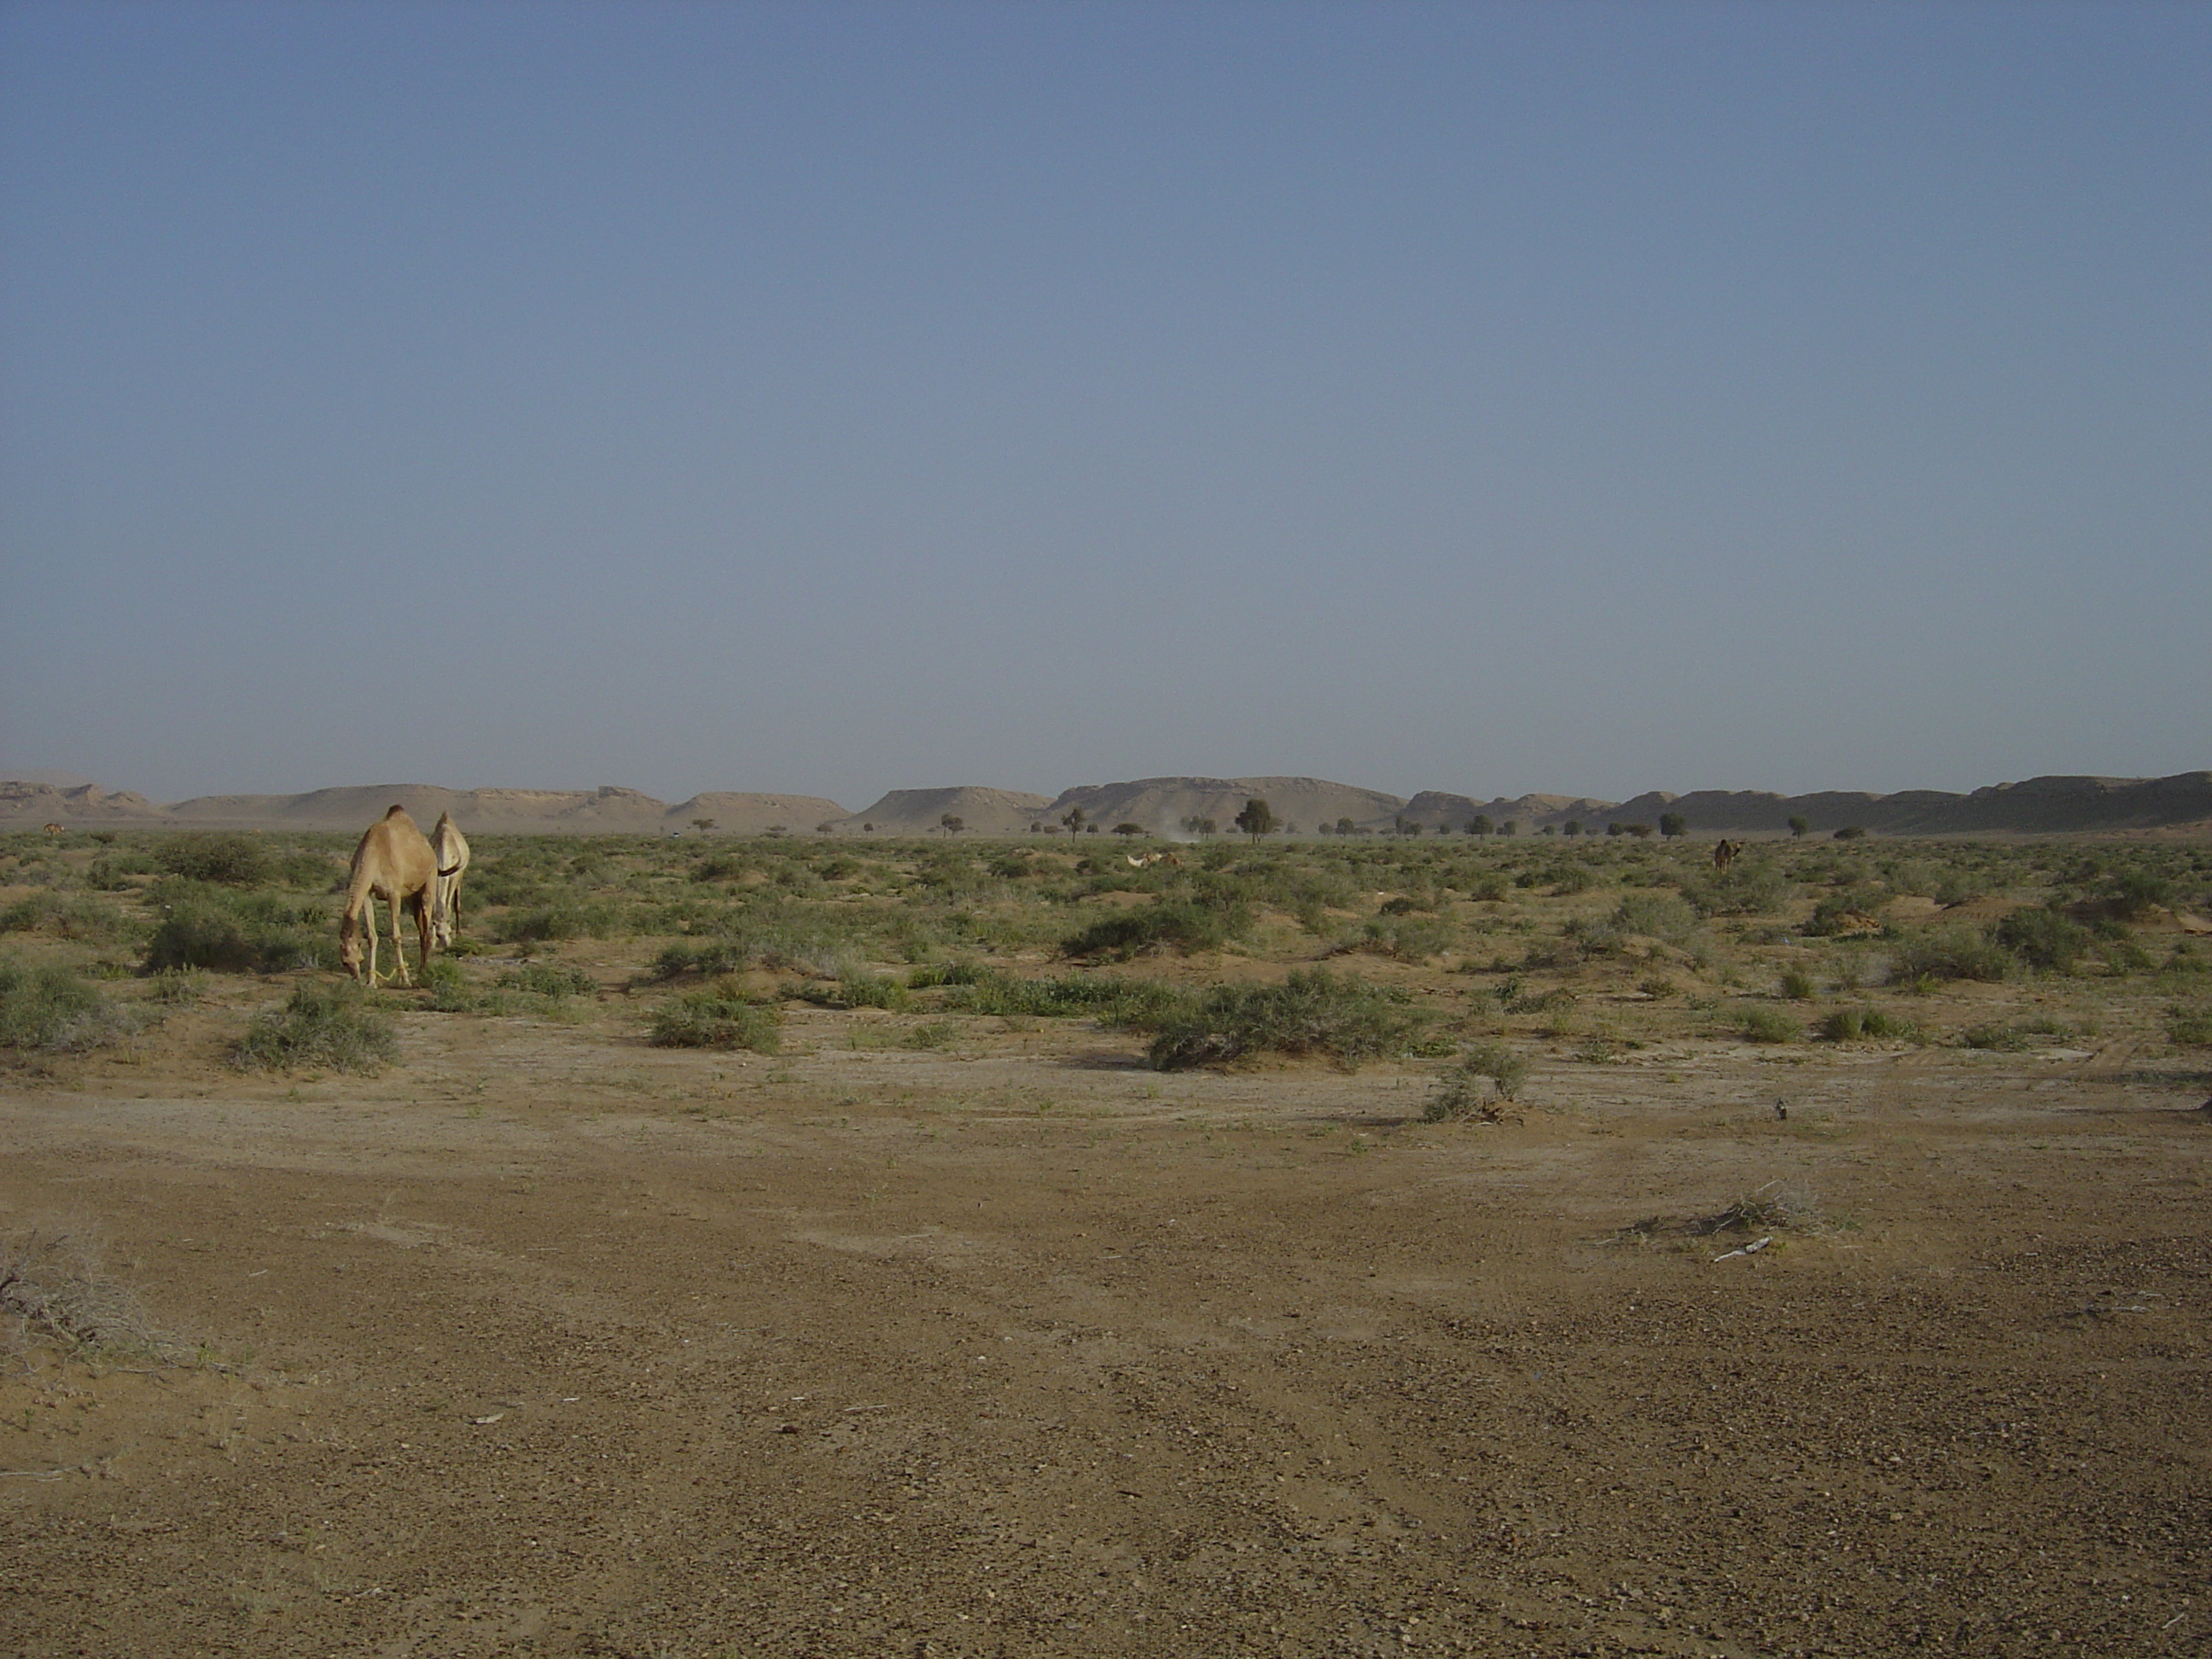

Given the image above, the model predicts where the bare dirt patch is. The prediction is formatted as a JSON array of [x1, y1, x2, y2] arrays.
[[5, 992, 2209, 1657]]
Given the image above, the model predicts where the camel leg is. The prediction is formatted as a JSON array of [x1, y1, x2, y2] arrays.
[[388, 888, 411, 988], [364, 896, 381, 987], [410, 890, 434, 977]]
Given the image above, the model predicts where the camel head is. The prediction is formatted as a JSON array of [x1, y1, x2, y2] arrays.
[[338, 915, 364, 980]]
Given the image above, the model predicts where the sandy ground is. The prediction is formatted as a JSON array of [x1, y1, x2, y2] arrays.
[[4, 997, 2209, 1658]]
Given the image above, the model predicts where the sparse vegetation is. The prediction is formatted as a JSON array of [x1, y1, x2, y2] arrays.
[[1423, 1040, 1528, 1120], [233, 982, 398, 1073], [0, 957, 140, 1051], [1147, 969, 1417, 1070], [649, 981, 783, 1051]]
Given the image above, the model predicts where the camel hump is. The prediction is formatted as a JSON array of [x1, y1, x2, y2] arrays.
[[385, 804, 409, 818]]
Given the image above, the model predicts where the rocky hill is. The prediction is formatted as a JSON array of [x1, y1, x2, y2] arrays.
[[833, 787, 1056, 837], [1042, 777, 1406, 838]]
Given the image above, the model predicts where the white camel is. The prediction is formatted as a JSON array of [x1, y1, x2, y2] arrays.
[[339, 806, 439, 987], [428, 812, 470, 951]]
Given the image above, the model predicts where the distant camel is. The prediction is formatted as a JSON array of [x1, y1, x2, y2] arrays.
[[42, 823, 62, 838], [1126, 851, 1183, 869], [1713, 839, 1743, 872], [428, 812, 471, 951], [339, 806, 438, 987]]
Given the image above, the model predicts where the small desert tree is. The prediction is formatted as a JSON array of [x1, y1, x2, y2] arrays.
[[940, 814, 964, 836], [1112, 823, 1144, 837], [1062, 807, 1087, 840], [1234, 798, 1278, 843], [1470, 815, 1492, 837], [1563, 820, 1581, 837], [1660, 812, 1687, 839], [1788, 815, 1811, 839]]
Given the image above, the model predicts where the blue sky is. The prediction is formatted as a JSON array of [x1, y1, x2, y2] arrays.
[[3, 1, 2205, 808]]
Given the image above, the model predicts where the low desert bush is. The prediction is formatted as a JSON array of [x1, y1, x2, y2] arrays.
[[1355, 914, 1457, 960], [497, 893, 622, 943], [1, 1225, 178, 1362], [1062, 896, 1249, 960], [154, 833, 272, 887], [1819, 1006, 1918, 1043], [905, 959, 985, 990], [1739, 1005, 1802, 1044], [1778, 969, 1816, 1000], [0, 892, 130, 944], [1993, 906, 2090, 974], [1888, 927, 2011, 985], [648, 984, 783, 1052], [2167, 1004, 2212, 1048], [498, 963, 597, 998], [1148, 969, 1417, 1071], [233, 982, 398, 1073], [1423, 1041, 1529, 1120], [0, 958, 139, 1051], [143, 889, 326, 974], [950, 971, 1185, 1027], [86, 851, 158, 889], [1608, 893, 1700, 945]]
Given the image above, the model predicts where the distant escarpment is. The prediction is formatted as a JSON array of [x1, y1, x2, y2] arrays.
[[3, 770, 2206, 837]]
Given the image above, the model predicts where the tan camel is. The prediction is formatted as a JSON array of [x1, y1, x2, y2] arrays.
[[339, 806, 438, 987], [42, 822, 63, 838], [1124, 851, 1184, 869], [428, 812, 470, 950], [1713, 839, 1743, 872]]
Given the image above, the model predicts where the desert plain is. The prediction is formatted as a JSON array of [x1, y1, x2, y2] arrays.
[[3, 823, 2209, 1658]]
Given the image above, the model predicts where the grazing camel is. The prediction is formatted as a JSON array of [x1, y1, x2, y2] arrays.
[[339, 806, 438, 987], [428, 812, 470, 950], [1125, 851, 1184, 869], [42, 823, 63, 838], [1713, 839, 1743, 873]]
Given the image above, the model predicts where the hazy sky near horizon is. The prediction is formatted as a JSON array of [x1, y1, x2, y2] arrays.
[[3, 1, 2206, 811]]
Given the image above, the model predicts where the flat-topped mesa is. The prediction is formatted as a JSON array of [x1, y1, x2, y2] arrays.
[[1044, 777, 1404, 838]]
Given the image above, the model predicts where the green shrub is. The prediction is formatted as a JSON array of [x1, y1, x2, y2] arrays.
[[0, 958, 137, 1051], [1778, 969, 1815, 1000], [497, 963, 597, 998], [1148, 969, 1417, 1071], [1423, 1041, 1529, 1119], [416, 957, 478, 1012], [155, 833, 273, 887], [1960, 1021, 2030, 1051], [233, 983, 397, 1073], [1062, 896, 1249, 960], [950, 971, 1185, 1027], [648, 987, 783, 1052], [1993, 906, 2090, 974], [1356, 915, 1457, 960], [143, 891, 326, 974], [1888, 927, 2010, 985], [1803, 889, 1887, 937], [1820, 1006, 1917, 1043], [86, 852, 157, 889], [2108, 870, 2174, 921], [2167, 1005, 2212, 1048], [906, 959, 984, 990], [905, 1020, 958, 1050], [498, 894, 621, 942], [1740, 1006, 1801, 1043], [1610, 893, 1700, 944], [0, 893, 129, 944]]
